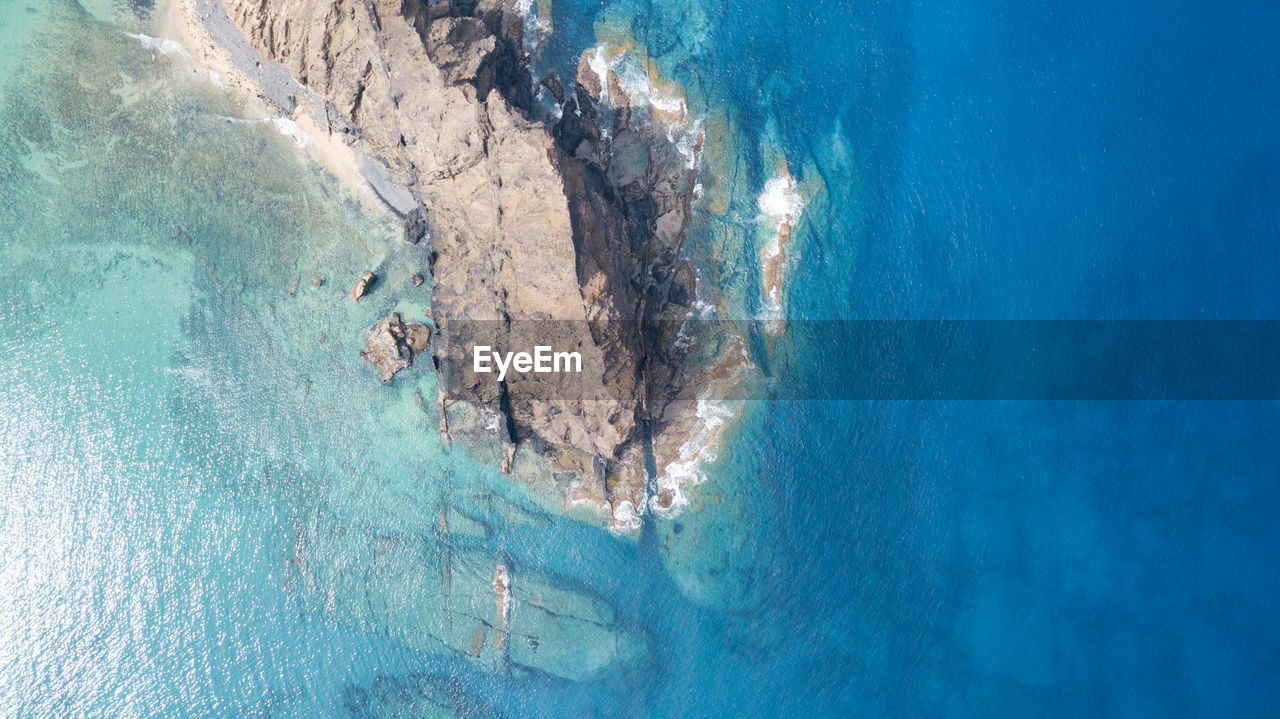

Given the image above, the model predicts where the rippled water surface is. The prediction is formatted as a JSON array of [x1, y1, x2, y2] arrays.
[[2, 0, 1278, 716]]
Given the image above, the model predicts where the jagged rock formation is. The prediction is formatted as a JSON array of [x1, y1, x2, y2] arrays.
[[403, 204, 431, 244], [222, 0, 703, 528], [361, 312, 432, 382]]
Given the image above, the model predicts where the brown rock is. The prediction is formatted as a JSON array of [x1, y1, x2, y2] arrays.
[[349, 271, 376, 301], [360, 313, 431, 382], [226, 0, 708, 528]]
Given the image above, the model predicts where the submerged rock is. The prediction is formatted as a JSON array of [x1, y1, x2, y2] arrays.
[[343, 674, 503, 719], [288, 510, 648, 681]]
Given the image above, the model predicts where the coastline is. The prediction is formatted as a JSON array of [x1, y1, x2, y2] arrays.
[[149, 0, 753, 534], [156, 0, 412, 216]]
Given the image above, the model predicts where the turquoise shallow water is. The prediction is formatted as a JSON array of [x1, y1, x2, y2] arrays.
[[0, 2, 784, 715], [4, 0, 1280, 716], [1, 5, 423, 714]]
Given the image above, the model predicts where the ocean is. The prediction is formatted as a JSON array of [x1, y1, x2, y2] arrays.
[[1, 0, 1277, 716]]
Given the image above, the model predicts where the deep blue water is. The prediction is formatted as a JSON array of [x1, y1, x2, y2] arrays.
[[611, 0, 1280, 713], [2, 0, 1278, 715]]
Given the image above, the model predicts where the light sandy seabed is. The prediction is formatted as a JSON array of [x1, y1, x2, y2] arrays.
[[158, 0, 389, 214]]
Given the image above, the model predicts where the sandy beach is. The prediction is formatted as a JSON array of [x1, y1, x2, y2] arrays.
[[157, 0, 414, 216]]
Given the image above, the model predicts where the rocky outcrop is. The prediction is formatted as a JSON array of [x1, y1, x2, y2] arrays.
[[361, 312, 431, 382], [349, 270, 375, 301], [403, 205, 431, 244], [222, 0, 704, 528]]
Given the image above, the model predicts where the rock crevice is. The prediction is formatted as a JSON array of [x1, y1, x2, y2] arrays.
[[224, 0, 703, 528]]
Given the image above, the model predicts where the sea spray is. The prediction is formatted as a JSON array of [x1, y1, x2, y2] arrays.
[[757, 166, 806, 334]]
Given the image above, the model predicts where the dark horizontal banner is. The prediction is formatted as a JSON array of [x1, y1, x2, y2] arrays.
[[777, 320, 1280, 400], [428, 320, 1280, 400]]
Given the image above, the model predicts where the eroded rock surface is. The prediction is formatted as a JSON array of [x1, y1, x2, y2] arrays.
[[361, 312, 431, 382], [403, 205, 431, 244], [223, 0, 706, 528]]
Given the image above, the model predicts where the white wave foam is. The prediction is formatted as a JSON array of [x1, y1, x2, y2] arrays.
[[588, 45, 612, 100], [612, 53, 688, 120], [757, 169, 804, 329], [588, 46, 692, 122], [653, 398, 742, 515], [673, 270, 716, 350], [670, 118, 705, 172], [267, 118, 315, 150], [581, 43, 707, 177], [123, 32, 187, 58], [611, 500, 642, 532], [122, 31, 231, 91], [652, 340, 755, 516], [515, 0, 552, 56], [757, 172, 805, 233]]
